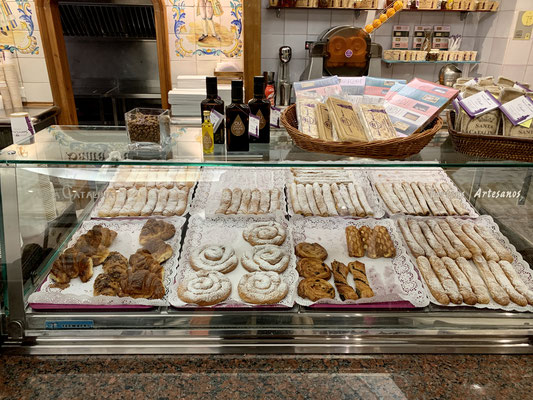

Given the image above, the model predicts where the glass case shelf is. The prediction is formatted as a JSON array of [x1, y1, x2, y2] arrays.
[[383, 60, 480, 64]]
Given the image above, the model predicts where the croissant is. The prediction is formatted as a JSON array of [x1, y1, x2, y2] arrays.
[[92, 225, 117, 247], [142, 239, 173, 263], [139, 219, 176, 245], [103, 252, 129, 281], [129, 249, 164, 280], [94, 273, 121, 297], [119, 270, 165, 299], [51, 248, 94, 284], [75, 240, 110, 266]]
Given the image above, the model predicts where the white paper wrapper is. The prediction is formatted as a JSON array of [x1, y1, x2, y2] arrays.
[[169, 215, 298, 308], [190, 167, 287, 217], [28, 217, 186, 307], [397, 215, 533, 312], [292, 217, 429, 308], [367, 167, 478, 218], [285, 168, 386, 219]]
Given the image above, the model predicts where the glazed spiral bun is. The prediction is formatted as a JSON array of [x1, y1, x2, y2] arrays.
[[297, 277, 335, 302], [242, 221, 286, 246], [241, 245, 290, 273], [296, 258, 331, 280], [178, 270, 231, 306], [238, 271, 289, 304], [190, 244, 238, 274], [294, 242, 328, 261]]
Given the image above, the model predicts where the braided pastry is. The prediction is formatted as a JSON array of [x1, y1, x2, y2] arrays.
[[178, 270, 231, 306], [347, 261, 374, 298], [242, 221, 286, 246], [139, 219, 176, 245], [190, 245, 238, 274], [296, 258, 331, 279], [298, 277, 335, 301], [238, 271, 288, 304], [241, 245, 290, 273], [294, 242, 328, 261], [331, 260, 359, 301]]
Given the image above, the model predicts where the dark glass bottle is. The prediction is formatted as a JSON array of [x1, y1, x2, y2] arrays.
[[226, 80, 249, 152], [248, 76, 271, 144], [201, 76, 225, 144]]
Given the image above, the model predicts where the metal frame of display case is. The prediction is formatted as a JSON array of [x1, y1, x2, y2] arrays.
[[1, 126, 532, 355]]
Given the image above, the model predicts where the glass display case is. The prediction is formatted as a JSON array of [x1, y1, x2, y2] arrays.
[[0, 123, 532, 355]]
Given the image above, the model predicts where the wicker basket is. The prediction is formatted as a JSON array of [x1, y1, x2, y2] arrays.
[[280, 104, 442, 159], [447, 111, 533, 162]]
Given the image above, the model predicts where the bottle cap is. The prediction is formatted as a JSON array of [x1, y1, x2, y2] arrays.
[[231, 80, 243, 101], [203, 110, 211, 118], [254, 76, 265, 96], [206, 76, 218, 96], [263, 71, 275, 84]]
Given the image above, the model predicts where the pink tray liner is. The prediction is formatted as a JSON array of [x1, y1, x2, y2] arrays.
[[30, 303, 154, 310], [310, 301, 415, 309]]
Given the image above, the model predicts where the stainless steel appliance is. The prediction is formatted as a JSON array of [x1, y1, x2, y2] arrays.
[[439, 64, 463, 87], [278, 46, 292, 106]]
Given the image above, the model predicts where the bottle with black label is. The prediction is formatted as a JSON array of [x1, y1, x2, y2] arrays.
[[200, 76, 225, 144], [248, 75, 271, 143], [225, 80, 249, 152]]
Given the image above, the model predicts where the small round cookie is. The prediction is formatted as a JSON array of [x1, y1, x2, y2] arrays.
[[298, 277, 336, 302], [190, 245, 238, 274], [295, 242, 328, 261], [296, 258, 331, 279], [238, 271, 288, 305], [178, 270, 231, 306], [241, 245, 290, 273], [243, 221, 286, 246]]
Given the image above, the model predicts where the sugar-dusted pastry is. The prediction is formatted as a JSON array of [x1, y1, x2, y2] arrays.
[[397, 219, 425, 258], [427, 220, 460, 259], [289, 183, 302, 215], [294, 242, 328, 260], [441, 257, 477, 305], [346, 183, 365, 216], [226, 188, 242, 215], [375, 182, 402, 214], [339, 184, 356, 216], [135, 169, 149, 188], [178, 270, 232, 306], [418, 220, 447, 258], [143, 238, 173, 264], [109, 188, 127, 217], [474, 225, 513, 263], [98, 190, 117, 217], [312, 183, 329, 217], [139, 219, 176, 245], [238, 189, 252, 214], [259, 189, 271, 214], [141, 188, 158, 216], [439, 183, 469, 216], [153, 187, 169, 215], [241, 244, 290, 273], [331, 260, 359, 301], [248, 189, 261, 214], [131, 187, 147, 216], [305, 184, 320, 216], [347, 261, 374, 298], [119, 188, 138, 216], [174, 188, 188, 216], [487, 260, 527, 306], [119, 269, 165, 299], [345, 226, 364, 257], [400, 182, 423, 215], [472, 255, 510, 306], [112, 168, 131, 188], [216, 188, 232, 214], [155, 168, 169, 188], [163, 188, 179, 216], [298, 277, 335, 301], [269, 189, 281, 213], [428, 256, 463, 305], [417, 183, 439, 216], [499, 261, 533, 305], [437, 220, 472, 259], [393, 183, 416, 214], [424, 183, 447, 216], [455, 257, 490, 304], [407, 219, 435, 257], [410, 182, 430, 215], [462, 223, 499, 262], [321, 184, 339, 216], [416, 256, 450, 305], [436, 185, 457, 216], [243, 221, 286, 246], [190, 244, 238, 274], [296, 258, 331, 280], [330, 183, 349, 216], [297, 184, 312, 216], [445, 217, 481, 257], [238, 271, 288, 304]]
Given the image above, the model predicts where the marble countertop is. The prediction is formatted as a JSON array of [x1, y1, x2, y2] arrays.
[[0, 354, 531, 399]]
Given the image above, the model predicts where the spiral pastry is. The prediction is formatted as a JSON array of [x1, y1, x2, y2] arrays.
[[238, 271, 289, 304], [178, 270, 231, 306], [190, 245, 238, 274], [242, 221, 286, 246], [241, 245, 290, 273]]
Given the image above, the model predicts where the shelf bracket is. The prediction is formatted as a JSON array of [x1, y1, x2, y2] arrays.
[[276, 8, 281, 18], [354, 10, 361, 19], [460, 11, 468, 21]]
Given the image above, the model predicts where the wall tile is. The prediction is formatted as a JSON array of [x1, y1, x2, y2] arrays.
[[283, 34, 308, 60], [307, 10, 331, 35], [477, 36, 494, 62], [476, 13, 498, 38], [501, 0, 517, 11], [196, 59, 219, 75], [462, 12, 480, 37], [285, 9, 308, 35], [413, 64, 437, 83], [330, 9, 354, 27], [493, 11, 515, 39], [261, 34, 284, 60], [289, 58, 306, 83], [18, 57, 48, 83], [503, 39, 532, 65], [261, 58, 278, 76], [398, 11, 421, 26], [23, 82, 52, 102], [171, 59, 198, 86], [523, 65, 533, 85], [373, 35, 391, 51], [500, 64, 526, 82], [374, 14, 400, 37], [263, 8, 286, 35], [485, 62, 502, 78], [389, 63, 415, 81], [442, 12, 465, 36], [489, 38, 509, 63]]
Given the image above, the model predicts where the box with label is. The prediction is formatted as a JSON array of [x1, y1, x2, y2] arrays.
[[412, 25, 432, 50], [417, 0, 439, 9], [433, 25, 450, 50], [392, 25, 410, 50]]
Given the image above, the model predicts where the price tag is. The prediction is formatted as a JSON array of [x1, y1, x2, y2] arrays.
[[248, 113, 260, 138], [210, 109, 224, 132], [270, 106, 281, 128], [458, 90, 501, 118], [500, 95, 533, 126]]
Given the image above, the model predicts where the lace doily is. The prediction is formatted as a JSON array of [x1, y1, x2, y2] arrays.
[[397, 215, 533, 312], [292, 217, 429, 308], [169, 214, 298, 308], [367, 167, 478, 218], [285, 168, 386, 219], [28, 217, 186, 307], [190, 167, 287, 217]]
